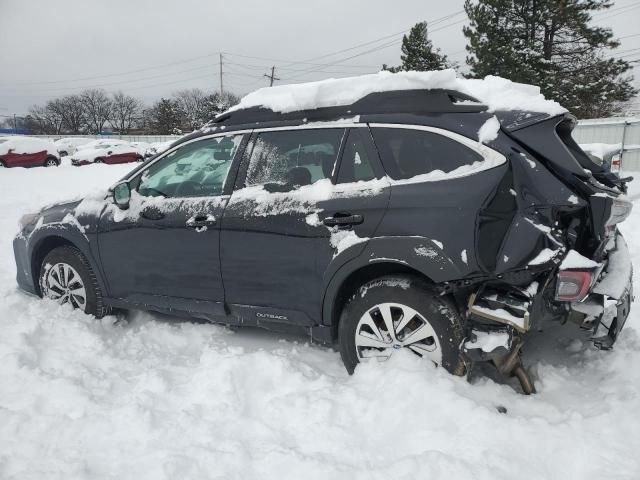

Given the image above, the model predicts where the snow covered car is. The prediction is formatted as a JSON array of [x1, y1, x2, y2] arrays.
[[54, 137, 93, 157], [70, 142, 144, 166], [12, 72, 633, 393], [0, 136, 60, 168], [144, 140, 177, 158]]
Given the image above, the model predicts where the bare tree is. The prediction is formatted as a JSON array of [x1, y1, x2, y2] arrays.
[[81, 89, 112, 133], [174, 88, 207, 130], [27, 102, 64, 134], [57, 94, 86, 134], [109, 91, 142, 134]]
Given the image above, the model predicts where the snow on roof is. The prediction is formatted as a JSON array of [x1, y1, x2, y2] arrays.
[[230, 70, 567, 116], [0, 136, 58, 156]]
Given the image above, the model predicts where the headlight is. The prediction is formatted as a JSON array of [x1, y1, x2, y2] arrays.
[[19, 212, 40, 229]]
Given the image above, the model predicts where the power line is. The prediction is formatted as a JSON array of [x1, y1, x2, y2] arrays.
[[596, 2, 640, 21]]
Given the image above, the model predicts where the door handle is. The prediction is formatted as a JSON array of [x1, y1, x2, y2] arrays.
[[186, 214, 217, 228], [323, 213, 364, 227]]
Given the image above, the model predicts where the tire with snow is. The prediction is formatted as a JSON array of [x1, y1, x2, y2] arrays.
[[39, 246, 109, 318], [338, 275, 466, 376], [94, 158, 104, 164], [44, 156, 59, 167]]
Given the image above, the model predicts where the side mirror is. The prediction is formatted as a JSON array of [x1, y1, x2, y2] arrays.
[[7, 148, 14, 154], [107, 151, 113, 155], [112, 181, 131, 209]]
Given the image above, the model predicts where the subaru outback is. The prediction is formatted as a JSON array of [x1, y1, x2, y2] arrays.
[[13, 84, 633, 393]]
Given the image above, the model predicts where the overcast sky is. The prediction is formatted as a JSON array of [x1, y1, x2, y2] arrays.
[[0, 0, 638, 116]]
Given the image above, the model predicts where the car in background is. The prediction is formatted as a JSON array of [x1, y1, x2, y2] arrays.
[[70, 143, 144, 166], [54, 137, 93, 157], [0, 136, 59, 168], [144, 140, 177, 158], [128, 141, 149, 152]]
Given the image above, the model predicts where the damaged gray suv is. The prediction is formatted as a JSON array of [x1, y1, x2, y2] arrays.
[[13, 88, 633, 393]]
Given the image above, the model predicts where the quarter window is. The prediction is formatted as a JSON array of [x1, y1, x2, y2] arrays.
[[245, 129, 344, 189], [337, 129, 376, 183], [370, 127, 483, 180], [137, 135, 242, 198]]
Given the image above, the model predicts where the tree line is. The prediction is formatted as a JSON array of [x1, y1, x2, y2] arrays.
[[5, 89, 239, 135], [384, 0, 637, 118], [6, 0, 638, 133]]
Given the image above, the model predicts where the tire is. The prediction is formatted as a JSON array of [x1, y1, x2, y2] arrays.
[[136, 156, 144, 162], [38, 245, 109, 318], [338, 275, 466, 376], [44, 156, 59, 167], [94, 158, 104, 164], [0, 160, 5, 168]]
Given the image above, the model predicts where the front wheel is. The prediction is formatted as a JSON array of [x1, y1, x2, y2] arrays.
[[338, 275, 466, 375], [39, 245, 109, 318]]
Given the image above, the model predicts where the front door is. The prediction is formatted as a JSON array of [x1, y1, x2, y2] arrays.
[[97, 133, 246, 317]]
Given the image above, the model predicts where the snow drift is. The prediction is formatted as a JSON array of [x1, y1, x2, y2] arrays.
[[0, 163, 639, 479]]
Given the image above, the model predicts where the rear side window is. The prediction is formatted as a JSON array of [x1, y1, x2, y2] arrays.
[[370, 127, 483, 180], [245, 128, 344, 188]]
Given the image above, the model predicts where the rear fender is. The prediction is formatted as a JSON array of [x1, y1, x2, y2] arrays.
[[491, 152, 587, 272], [321, 235, 464, 326]]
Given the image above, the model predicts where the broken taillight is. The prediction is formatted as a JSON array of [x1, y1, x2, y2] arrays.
[[606, 197, 633, 227], [555, 270, 593, 302]]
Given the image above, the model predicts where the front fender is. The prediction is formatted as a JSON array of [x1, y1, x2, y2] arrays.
[[321, 235, 467, 326], [24, 222, 107, 298]]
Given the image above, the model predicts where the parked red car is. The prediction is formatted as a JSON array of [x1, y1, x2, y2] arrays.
[[0, 137, 60, 168], [70, 142, 144, 166]]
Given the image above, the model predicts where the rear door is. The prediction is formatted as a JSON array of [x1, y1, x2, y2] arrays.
[[220, 126, 389, 326]]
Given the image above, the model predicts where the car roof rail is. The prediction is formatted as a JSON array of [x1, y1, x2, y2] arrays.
[[205, 89, 488, 127]]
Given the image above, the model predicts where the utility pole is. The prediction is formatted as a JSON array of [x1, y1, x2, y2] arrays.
[[219, 53, 224, 96], [264, 66, 280, 87]]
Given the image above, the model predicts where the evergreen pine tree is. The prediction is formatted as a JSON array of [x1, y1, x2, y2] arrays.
[[463, 0, 637, 118], [148, 98, 184, 134], [383, 21, 452, 72]]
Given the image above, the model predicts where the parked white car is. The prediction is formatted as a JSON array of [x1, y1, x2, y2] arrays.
[[54, 137, 94, 157]]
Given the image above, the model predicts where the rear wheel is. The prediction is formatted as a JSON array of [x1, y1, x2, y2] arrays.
[[136, 155, 144, 162], [94, 158, 104, 164], [44, 156, 58, 167], [39, 246, 108, 318], [0, 160, 5, 168], [338, 275, 466, 375]]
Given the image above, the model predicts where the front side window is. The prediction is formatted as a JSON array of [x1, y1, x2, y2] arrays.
[[137, 135, 242, 198], [370, 127, 483, 180], [245, 128, 344, 189]]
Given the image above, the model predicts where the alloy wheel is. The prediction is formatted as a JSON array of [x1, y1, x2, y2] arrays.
[[355, 302, 442, 364], [42, 262, 87, 310], [45, 159, 58, 167]]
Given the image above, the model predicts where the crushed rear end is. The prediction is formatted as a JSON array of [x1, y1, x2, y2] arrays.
[[462, 112, 633, 392]]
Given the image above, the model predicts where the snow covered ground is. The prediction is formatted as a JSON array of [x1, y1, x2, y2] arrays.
[[1, 162, 640, 479]]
